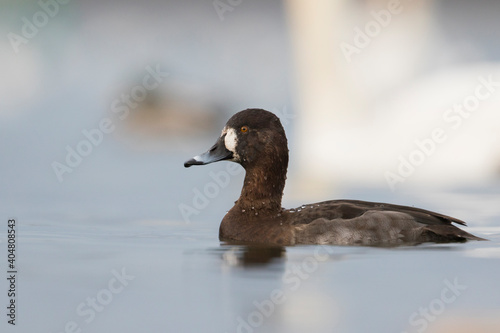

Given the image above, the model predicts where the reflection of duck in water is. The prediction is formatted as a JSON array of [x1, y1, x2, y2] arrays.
[[185, 109, 486, 246], [221, 245, 285, 267]]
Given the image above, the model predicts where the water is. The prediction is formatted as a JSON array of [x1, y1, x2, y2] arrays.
[[2, 200, 499, 332], [1, 131, 499, 332]]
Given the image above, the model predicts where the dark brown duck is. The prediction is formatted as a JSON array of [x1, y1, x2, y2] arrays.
[[184, 108, 485, 246]]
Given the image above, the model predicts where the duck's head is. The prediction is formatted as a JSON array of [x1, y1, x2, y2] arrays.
[[184, 108, 288, 170]]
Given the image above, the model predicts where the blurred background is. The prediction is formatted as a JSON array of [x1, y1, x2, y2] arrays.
[[2, 0, 500, 218], [1, 1, 500, 333]]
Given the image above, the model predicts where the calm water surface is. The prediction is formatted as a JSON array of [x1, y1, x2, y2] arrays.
[[6, 215, 499, 333], [2, 150, 499, 333]]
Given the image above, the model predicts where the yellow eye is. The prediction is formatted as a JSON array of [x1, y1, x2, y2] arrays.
[[240, 126, 249, 133]]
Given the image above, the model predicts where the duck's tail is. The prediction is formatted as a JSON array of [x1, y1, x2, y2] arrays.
[[423, 225, 488, 243]]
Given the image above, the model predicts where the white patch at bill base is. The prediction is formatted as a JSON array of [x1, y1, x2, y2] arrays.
[[224, 128, 238, 154]]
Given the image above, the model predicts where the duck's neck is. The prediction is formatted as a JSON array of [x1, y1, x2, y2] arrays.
[[236, 161, 287, 214]]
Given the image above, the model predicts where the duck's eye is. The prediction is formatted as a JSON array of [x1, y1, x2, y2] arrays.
[[240, 126, 249, 133]]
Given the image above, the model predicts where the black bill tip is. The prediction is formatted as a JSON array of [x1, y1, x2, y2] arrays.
[[184, 158, 203, 168]]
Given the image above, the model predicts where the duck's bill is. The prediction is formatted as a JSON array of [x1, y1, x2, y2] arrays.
[[184, 136, 233, 168]]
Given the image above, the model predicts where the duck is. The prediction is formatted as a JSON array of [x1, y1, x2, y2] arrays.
[[184, 108, 485, 246]]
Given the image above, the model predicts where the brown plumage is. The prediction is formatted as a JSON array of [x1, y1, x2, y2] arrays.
[[185, 109, 486, 246]]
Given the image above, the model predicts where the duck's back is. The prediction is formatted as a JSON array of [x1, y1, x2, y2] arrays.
[[289, 200, 484, 245]]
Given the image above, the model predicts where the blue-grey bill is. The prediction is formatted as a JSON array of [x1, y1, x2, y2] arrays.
[[184, 136, 233, 168]]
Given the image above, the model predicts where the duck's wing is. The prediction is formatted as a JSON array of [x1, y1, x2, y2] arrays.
[[289, 200, 485, 245]]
